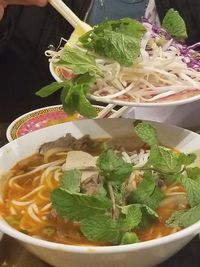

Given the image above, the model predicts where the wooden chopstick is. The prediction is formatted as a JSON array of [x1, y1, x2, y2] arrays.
[[108, 106, 129, 118], [97, 104, 116, 118], [97, 105, 129, 119], [48, 0, 92, 32]]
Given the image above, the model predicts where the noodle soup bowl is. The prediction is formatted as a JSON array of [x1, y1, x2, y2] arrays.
[[0, 118, 200, 267]]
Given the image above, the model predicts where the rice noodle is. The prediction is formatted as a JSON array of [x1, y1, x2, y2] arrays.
[[48, 19, 200, 103], [1, 137, 195, 245], [8, 159, 65, 187], [19, 185, 45, 200], [27, 204, 45, 224]]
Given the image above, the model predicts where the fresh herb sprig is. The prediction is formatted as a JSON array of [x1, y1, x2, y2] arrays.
[[162, 8, 188, 40], [36, 73, 97, 118], [50, 122, 200, 244], [134, 121, 200, 229], [36, 12, 187, 118], [80, 18, 146, 67], [51, 134, 159, 245]]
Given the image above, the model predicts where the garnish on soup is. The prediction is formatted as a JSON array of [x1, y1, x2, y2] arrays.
[[36, 9, 200, 118], [1, 122, 200, 246]]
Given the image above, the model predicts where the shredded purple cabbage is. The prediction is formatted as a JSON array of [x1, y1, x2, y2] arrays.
[[141, 17, 200, 71]]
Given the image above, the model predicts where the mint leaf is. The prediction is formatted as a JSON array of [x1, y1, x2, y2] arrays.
[[80, 214, 120, 243], [129, 172, 163, 210], [186, 167, 200, 181], [120, 232, 139, 244], [60, 84, 77, 115], [94, 30, 140, 66], [121, 204, 142, 230], [112, 183, 126, 205], [163, 173, 179, 185], [97, 148, 133, 183], [75, 72, 96, 86], [121, 203, 158, 230], [178, 175, 200, 207], [80, 18, 146, 66], [58, 47, 97, 75], [60, 170, 81, 193], [36, 81, 67, 97], [51, 188, 111, 221], [76, 89, 97, 118], [162, 8, 188, 40], [166, 203, 200, 228], [37, 73, 97, 118], [134, 122, 157, 146], [178, 153, 196, 166], [137, 204, 159, 229], [60, 77, 97, 118], [116, 18, 146, 39], [148, 145, 181, 174]]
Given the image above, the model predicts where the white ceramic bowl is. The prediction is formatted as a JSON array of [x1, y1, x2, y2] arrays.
[[6, 104, 116, 142], [50, 62, 200, 107], [1, 118, 200, 267]]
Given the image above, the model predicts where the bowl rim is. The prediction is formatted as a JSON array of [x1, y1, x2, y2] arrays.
[[49, 62, 200, 108], [6, 104, 115, 142], [1, 118, 200, 254], [0, 214, 199, 254], [6, 104, 63, 142]]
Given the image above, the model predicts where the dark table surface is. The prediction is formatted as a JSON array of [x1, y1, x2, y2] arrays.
[[0, 122, 200, 267]]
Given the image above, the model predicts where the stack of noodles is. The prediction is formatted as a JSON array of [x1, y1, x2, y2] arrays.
[[0, 137, 186, 243], [47, 18, 200, 103]]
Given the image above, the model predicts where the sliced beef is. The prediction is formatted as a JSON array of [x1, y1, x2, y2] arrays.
[[39, 134, 94, 155]]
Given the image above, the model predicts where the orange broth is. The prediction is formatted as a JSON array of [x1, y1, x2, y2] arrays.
[[0, 138, 186, 246]]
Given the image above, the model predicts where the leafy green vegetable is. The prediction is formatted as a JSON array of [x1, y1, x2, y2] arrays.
[[80, 18, 146, 66], [58, 47, 98, 75], [134, 121, 157, 146], [112, 183, 124, 205], [178, 175, 200, 207], [162, 8, 188, 40], [80, 214, 120, 243], [60, 170, 81, 193], [120, 232, 139, 244], [36, 82, 67, 97], [121, 203, 159, 230], [121, 204, 142, 230], [137, 204, 159, 229], [49, 122, 200, 245], [178, 153, 196, 166], [60, 83, 77, 115], [37, 74, 97, 118], [129, 172, 163, 210], [166, 203, 200, 228], [51, 188, 112, 221], [76, 88, 98, 118], [186, 167, 200, 181], [97, 148, 133, 183], [148, 145, 181, 174]]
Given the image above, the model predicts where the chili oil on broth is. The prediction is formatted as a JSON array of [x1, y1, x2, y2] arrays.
[[0, 136, 187, 246]]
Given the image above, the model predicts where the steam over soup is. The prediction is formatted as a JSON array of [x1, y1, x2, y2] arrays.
[[1, 122, 200, 246]]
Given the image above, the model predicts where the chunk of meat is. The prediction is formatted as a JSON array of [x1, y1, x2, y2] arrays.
[[39, 134, 76, 155], [39, 134, 94, 155], [81, 174, 102, 196]]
